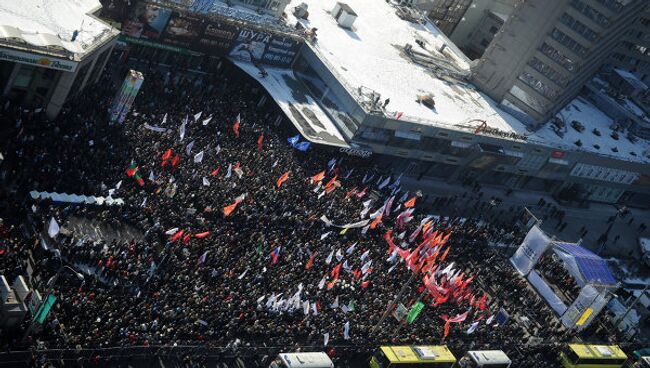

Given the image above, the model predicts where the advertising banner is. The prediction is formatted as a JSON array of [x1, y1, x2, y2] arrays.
[[161, 12, 205, 49], [122, 3, 172, 40], [110, 70, 144, 123], [228, 28, 300, 67]]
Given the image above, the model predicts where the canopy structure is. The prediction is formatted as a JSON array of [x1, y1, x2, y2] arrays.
[[510, 226, 618, 331], [553, 243, 617, 287]]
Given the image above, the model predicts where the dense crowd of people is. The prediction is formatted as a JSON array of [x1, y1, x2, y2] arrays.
[[0, 54, 635, 367]]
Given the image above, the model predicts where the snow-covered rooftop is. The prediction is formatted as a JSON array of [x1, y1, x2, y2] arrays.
[[283, 0, 650, 162], [0, 0, 117, 58], [536, 97, 650, 162]]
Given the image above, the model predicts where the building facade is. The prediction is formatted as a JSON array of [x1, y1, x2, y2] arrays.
[[0, 1, 119, 119], [471, 0, 648, 127], [427, 0, 473, 36]]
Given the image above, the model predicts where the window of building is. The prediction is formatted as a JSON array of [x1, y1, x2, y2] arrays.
[[528, 57, 570, 86], [539, 42, 577, 72], [568, 0, 610, 28], [489, 26, 498, 34], [518, 72, 560, 100], [550, 28, 589, 57], [559, 13, 599, 42], [595, 0, 623, 12]]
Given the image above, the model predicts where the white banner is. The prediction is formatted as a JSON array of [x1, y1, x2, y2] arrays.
[[510, 225, 551, 275]]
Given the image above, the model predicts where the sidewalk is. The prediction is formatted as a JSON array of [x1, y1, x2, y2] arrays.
[[395, 173, 650, 260]]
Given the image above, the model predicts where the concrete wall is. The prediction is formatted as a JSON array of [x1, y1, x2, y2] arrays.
[[450, 0, 518, 49]]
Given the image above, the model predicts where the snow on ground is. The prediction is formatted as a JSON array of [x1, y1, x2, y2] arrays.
[[535, 97, 650, 162], [285, 0, 529, 134], [233, 61, 348, 147], [0, 0, 112, 55]]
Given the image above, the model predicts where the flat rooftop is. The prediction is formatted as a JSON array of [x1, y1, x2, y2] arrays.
[[284, 0, 650, 163], [0, 0, 116, 58]]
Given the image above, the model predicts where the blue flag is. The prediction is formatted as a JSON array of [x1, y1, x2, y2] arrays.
[[295, 141, 311, 152], [287, 135, 300, 146]]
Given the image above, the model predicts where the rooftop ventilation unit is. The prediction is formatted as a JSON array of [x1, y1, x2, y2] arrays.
[[331, 2, 357, 29]]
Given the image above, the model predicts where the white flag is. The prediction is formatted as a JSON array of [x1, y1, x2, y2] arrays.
[[331, 296, 339, 308], [234, 167, 243, 179], [149, 170, 155, 182], [161, 113, 167, 125], [215, 145, 221, 155], [141, 197, 147, 207], [320, 231, 331, 240], [486, 315, 495, 325], [179, 121, 186, 141], [225, 164, 232, 178], [193, 111, 202, 121], [312, 303, 318, 316], [360, 249, 370, 261], [303, 301, 310, 315], [186, 140, 195, 156], [202, 177, 210, 186], [323, 333, 329, 346], [48, 217, 60, 238], [378, 176, 391, 190], [467, 321, 479, 334], [318, 276, 326, 290], [346, 242, 357, 255], [165, 228, 179, 235], [194, 151, 204, 163], [325, 250, 334, 265], [335, 249, 343, 262], [343, 321, 350, 340], [237, 269, 248, 280], [202, 116, 212, 126]]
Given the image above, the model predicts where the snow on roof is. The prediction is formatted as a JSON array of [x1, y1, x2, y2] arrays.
[[0, 0, 115, 57], [285, 0, 532, 134], [614, 68, 648, 91], [183, 0, 294, 34], [535, 97, 650, 162], [233, 60, 349, 147], [641, 238, 650, 253]]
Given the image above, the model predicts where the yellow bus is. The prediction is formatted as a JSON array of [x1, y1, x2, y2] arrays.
[[369, 346, 457, 368], [560, 344, 628, 368]]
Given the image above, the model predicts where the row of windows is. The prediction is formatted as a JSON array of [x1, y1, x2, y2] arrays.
[[539, 42, 578, 72], [559, 13, 600, 42], [569, 0, 611, 28], [528, 57, 570, 87], [570, 163, 637, 184], [519, 72, 561, 100], [595, 0, 623, 12], [551, 28, 589, 57]]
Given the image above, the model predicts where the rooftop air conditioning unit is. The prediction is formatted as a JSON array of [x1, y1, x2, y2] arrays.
[[331, 2, 357, 29]]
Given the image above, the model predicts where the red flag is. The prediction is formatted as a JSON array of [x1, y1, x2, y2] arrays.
[[182, 234, 191, 245], [404, 196, 417, 208], [311, 170, 326, 183], [384, 230, 397, 253], [223, 200, 241, 217], [257, 134, 264, 152], [305, 252, 317, 270], [361, 280, 370, 289], [443, 320, 451, 338], [331, 263, 342, 280], [344, 187, 358, 199], [210, 167, 220, 177], [233, 113, 240, 138], [276, 171, 290, 188], [356, 186, 368, 198], [162, 149, 173, 166], [171, 154, 180, 167], [194, 231, 210, 239], [170, 229, 184, 243], [125, 164, 138, 177], [135, 177, 145, 186]]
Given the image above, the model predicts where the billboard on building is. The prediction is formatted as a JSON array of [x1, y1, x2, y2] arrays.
[[113, 3, 302, 68]]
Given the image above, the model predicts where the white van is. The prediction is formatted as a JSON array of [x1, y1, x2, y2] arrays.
[[269, 352, 334, 368], [459, 350, 512, 368]]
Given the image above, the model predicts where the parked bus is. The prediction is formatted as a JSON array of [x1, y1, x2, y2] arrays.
[[560, 344, 628, 368], [459, 350, 512, 368], [369, 345, 457, 368], [270, 352, 334, 368]]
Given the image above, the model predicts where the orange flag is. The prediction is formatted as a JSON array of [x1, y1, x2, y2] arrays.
[[404, 196, 417, 208], [324, 175, 338, 189], [194, 231, 210, 239], [171, 154, 180, 167], [370, 214, 383, 230], [305, 252, 317, 270], [210, 167, 220, 177], [276, 171, 290, 188], [440, 246, 451, 262], [223, 200, 241, 217], [161, 149, 173, 166], [311, 170, 326, 183], [233, 113, 240, 138], [257, 134, 264, 152]]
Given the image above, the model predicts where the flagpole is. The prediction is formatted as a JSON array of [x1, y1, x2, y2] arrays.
[[371, 270, 416, 333], [392, 283, 428, 337]]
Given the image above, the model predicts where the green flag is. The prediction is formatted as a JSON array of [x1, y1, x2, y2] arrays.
[[406, 301, 424, 324]]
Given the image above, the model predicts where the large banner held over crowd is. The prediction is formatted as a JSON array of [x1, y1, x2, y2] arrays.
[[509, 225, 552, 276]]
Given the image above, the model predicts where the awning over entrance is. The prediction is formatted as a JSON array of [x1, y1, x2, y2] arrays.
[[232, 60, 349, 148]]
